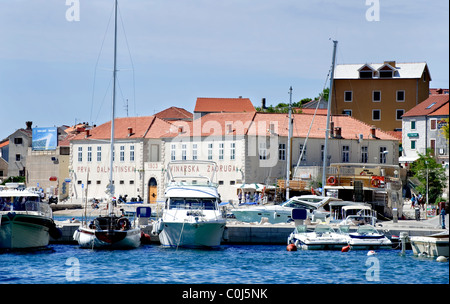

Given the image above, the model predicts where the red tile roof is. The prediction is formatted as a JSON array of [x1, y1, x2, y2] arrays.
[[71, 116, 174, 141], [154, 107, 193, 121], [428, 102, 449, 116], [164, 112, 398, 140], [402, 94, 449, 117], [194, 97, 256, 113]]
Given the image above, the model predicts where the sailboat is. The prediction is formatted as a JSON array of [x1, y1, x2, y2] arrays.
[[73, 0, 141, 249]]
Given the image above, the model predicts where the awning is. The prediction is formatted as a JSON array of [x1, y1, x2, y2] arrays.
[[399, 156, 419, 163]]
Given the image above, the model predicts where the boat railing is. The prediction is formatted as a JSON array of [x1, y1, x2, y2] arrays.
[[0, 200, 53, 217]]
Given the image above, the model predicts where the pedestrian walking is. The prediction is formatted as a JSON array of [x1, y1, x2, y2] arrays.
[[441, 208, 446, 229]]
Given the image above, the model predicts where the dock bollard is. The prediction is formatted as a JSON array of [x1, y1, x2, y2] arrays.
[[400, 232, 409, 255]]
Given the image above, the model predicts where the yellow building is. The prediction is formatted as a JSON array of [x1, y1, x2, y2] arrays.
[[332, 61, 430, 132]]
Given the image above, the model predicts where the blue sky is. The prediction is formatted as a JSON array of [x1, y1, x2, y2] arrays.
[[0, 0, 448, 140]]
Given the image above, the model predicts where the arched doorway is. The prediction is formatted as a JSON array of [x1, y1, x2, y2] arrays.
[[148, 177, 157, 204]]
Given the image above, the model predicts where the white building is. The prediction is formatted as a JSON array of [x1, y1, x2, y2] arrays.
[[401, 94, 449, 166], [70, 116, 172, 203]]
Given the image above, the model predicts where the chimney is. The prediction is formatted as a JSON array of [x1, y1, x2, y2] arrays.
[[329, 121, 335, 138], [127, 127, 133, 137], [26, 121, 32, 130], [261, 98, 267, 110], [370, 126, 377, 138], [85, 129, 90, 138], [384, 61, 396, 67], [334, 127, 342, 139]]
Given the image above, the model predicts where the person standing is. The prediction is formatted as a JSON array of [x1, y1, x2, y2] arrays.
[[411, 194, 416, 208]]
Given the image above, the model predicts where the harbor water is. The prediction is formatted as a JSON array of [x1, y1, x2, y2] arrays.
[[1, 243, 448, 284]]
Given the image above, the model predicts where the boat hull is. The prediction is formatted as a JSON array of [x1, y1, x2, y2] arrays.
[[159, 220, 226, 248], [410, 236, 449, 257], [73, 226, 141, 249], [0, 213, 53, 249], [348, 234, 392, 250]]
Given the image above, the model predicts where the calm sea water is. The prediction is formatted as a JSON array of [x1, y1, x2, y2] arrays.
[[0, 244, 448, 285]]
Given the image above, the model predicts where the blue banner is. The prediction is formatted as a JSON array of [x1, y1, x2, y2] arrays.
[[32, 127, 58, 150]]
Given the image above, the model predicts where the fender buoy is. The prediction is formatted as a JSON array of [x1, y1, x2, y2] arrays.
[[371, 176, 384, 188], [287, 244, 297, 251], [140, 232, 152, 244], [367, 250, 376, 256], [327, 176, 337, 185], [341, 245, 351, 252]]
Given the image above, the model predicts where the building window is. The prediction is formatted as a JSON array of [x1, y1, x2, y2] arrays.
[[278, 143, 286, 161], [181, 144, 187, 160], [15, 154, 21, 162], [361, 146, 368, 163], [379, 70, 393, 78], [379, 146, 387, 164], [87, 146, 92, 162], [130, 145, 135, 161], [430, 139, 436, 155], [14, 137, 23, 145], [430, 119, 437, 130], [372, 110, 381, 121], [396, 109, 404, 120], [97, 146, 102, 161], [396, 90, 405, 102], [130, 180, 134, 185], [120, 146, 125, 162], [411, 120, 416, 130], [219, 143, 224, 160], [342, 145, 350, 163], [344, 91, 352, 102], [192, 144, 198, 160], [230, 142, 236, 160], [342, 109, 352, 116], [359, 70, 373, 79], [259, 142, 267, 160], [171, 144, 176, 161], [411, 140, 416, 150], [299, 143, 307, 161], [372, 91, 381, 102], [208, 143, 213, 160], [78, 147, 82, 162]]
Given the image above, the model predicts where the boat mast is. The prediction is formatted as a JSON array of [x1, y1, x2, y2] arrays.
[[108, 0, 118, 216], [286, 86, 293, 200], [321, 40, 338, 192]]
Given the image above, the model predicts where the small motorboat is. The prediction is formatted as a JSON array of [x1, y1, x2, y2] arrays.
[[287, 224, 349, 250], [345, 225, 392, 250]]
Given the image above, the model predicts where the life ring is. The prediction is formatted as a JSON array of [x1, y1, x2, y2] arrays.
[[327, 176, 337, 185], [371, 176, 384, 188]]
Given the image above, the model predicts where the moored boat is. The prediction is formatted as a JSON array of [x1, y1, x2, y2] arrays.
[[410, 232, 449, 257], [152, 161, 226, 248], [1, 188, 61, 250], [287, 224, 349, 250]]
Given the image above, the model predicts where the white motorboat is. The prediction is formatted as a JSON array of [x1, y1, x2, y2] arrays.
[[152, 161, 226, 248], [1, 188, 61, 249], [231, 195, 341, 224], [344, 225, 392, 250], [73, 0, 140, 249], [287, 224, 349, 250], [410, 232, 449, 257]]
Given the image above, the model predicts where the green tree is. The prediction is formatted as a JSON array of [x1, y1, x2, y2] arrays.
[[409, 149, 447, 204]]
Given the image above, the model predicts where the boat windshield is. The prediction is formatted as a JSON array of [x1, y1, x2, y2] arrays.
[[0, 195, 40, 211], [169, 198, 218, 210], [356, 225, 379, 234], [281, 199, 317, 210], [314, 225, 335, 234]]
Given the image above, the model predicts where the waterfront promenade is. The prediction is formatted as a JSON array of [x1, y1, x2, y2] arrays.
[[50, 198, 449, 245]]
